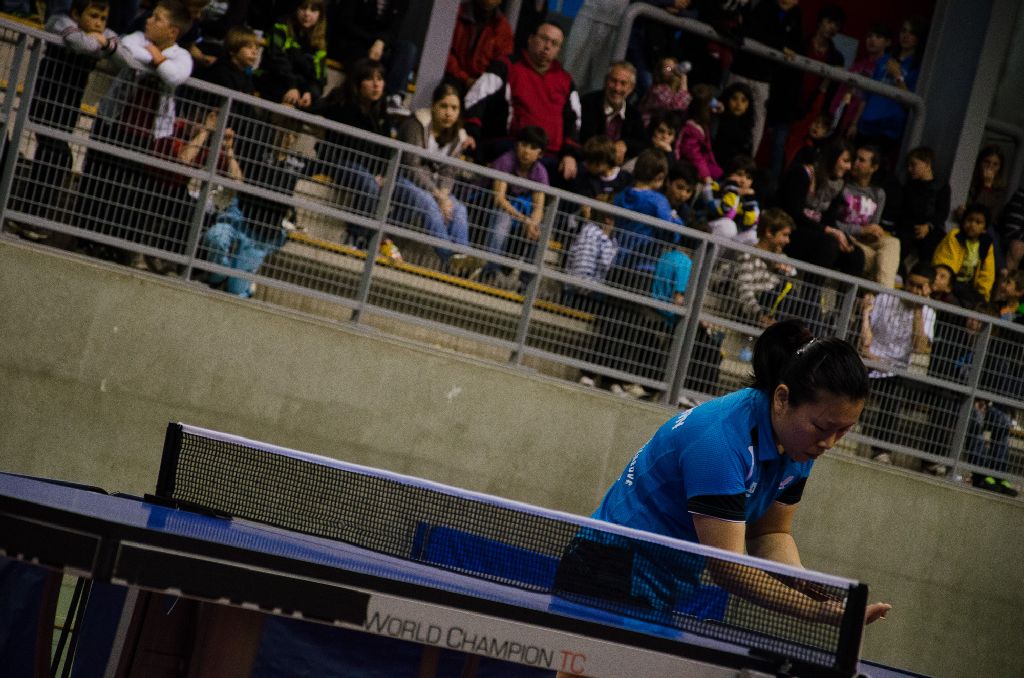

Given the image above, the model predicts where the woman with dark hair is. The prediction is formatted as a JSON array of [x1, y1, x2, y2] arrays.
[[675, 83, 722, 185], [314, 58, 391, 243], [553, 320, 889, 652], [395, 82, 476, 268], [713, 80, 756, 169]]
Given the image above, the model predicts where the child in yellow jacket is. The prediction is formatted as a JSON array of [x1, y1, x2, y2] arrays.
[[932, 203, 996, 301]]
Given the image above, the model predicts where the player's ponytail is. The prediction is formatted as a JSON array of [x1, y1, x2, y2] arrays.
[[751, 319, 869, 406]]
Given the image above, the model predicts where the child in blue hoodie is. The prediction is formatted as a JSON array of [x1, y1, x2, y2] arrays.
[[612, 148, 683, 293]]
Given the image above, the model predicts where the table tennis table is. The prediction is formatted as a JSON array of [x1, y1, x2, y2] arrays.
[[0, 424, 929, 678]]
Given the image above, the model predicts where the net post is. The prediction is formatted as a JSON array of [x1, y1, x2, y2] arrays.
[[156, 422, 185, 497], [835, 582, 868, 676]]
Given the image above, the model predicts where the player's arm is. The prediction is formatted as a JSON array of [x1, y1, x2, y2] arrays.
[[692, 513, 843, 624], [746, 496, 802, 565]]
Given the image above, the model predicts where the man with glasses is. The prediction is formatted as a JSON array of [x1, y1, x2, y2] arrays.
[[464, 22, 582, 185]]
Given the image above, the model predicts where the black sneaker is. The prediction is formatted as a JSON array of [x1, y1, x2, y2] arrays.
[[997, 480, 1019, 497]]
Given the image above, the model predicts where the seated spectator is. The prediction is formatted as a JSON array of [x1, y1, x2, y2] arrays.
[[675, 84, 722, 185], [729, 207, 797, 327], [331, 0, 416, 114], [476, 126, 549, 288], [705, 154, 760, 245], [395, 83, 476, 270], [777, 138, 863, 277], [712, 81, 755, 174], [612, 148, 682, 292], [445, 0, 514, 90], [257, 0, 326, 110], [580, 61, 646, 166], [831, 22, 891, 139], [128, 0, 213, 69], [893, 145, 950, 275], [569, 135, 633, 205], [662, 159, 699, 229], [957, 145, 1009, 269], [14, 0, 130, 237], [313, 58, 391, 242], [932, 203, 996, 303], [76, 0, 193, 265], [785, 112, 831, 172], [464, 22, 581, 185], [859, 263, 936, 468], [203, 123, 308, 297], [564, 193, 618, 305], [853, 17, 927, 164], [995, 270, 1024, 322], [622, 110, 683, 174], [638, 56, 692, 128], [1001, 185, 1024, 273], [827, 144, 901, 287]]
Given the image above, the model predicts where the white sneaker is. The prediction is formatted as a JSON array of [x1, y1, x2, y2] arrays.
[[609, 384, 627, 397], [873, 452, 892, 465], [578, 375, 596, 388], [386, 94, 411, 116], [925, 463, 947, 477], [623, 383, 648, 399]]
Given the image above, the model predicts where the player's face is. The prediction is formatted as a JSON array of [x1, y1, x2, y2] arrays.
[[773, 387, 863, 462], [75, 5, 109, 33], [431, 94, 461, 130]]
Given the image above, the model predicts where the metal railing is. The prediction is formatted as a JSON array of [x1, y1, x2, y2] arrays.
[[0, 19, 1020, 493]]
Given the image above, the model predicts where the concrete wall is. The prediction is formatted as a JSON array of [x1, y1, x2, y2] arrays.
[[1, 238, 1022, 677]]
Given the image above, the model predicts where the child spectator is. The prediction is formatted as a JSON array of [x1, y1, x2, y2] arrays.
[[785, 111, 831, 172], [859, 263, 936, 467], [828, 144, 901, 287], [638, 56, 692, 128], [622, 110, 683, 173], [76, 0, 193, 263], [729, 207, 796, 327], [570, 135, 633, 204], [612, 148, 682, 292], [831, 23, 891, 138], [853, 17, 927, 163], [395, 83, 475, 270], [445, 0, 514, 90], [203, 124, 308, 297], [662, 159, 699, 229], [932, 203, 996, 303], [193, 24, 261, 164], [477, 126, 549, 288], [995, 270, 1024, 321], [894, 146, 950, 274], [705, 154, 760, 245], [675, 83, 722, 185], [712, 81, 755, 173], [258, 0, 326, 110], [564, 194, 618, 303], [960, 145, 1008, 225], [16, 0, 129, 231], [930, 263, 959, 306]]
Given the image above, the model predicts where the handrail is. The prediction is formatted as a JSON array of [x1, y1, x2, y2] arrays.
[[609, 4, 926, 148]]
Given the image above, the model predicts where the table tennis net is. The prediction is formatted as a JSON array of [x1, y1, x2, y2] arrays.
[[158, 422, 866, 676]]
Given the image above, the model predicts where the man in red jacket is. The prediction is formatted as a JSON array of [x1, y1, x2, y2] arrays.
[[464, 21, 582, 185], [445, 0, 514, 90]]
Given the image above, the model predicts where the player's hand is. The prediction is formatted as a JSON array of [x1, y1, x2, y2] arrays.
[[865, 602, 892, 624]]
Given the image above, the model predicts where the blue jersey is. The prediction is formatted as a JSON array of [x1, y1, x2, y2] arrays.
[[594, 388, 813, 543]]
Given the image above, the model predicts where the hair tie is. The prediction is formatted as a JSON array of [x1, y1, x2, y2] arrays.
[[795, 337, 817, 356]]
